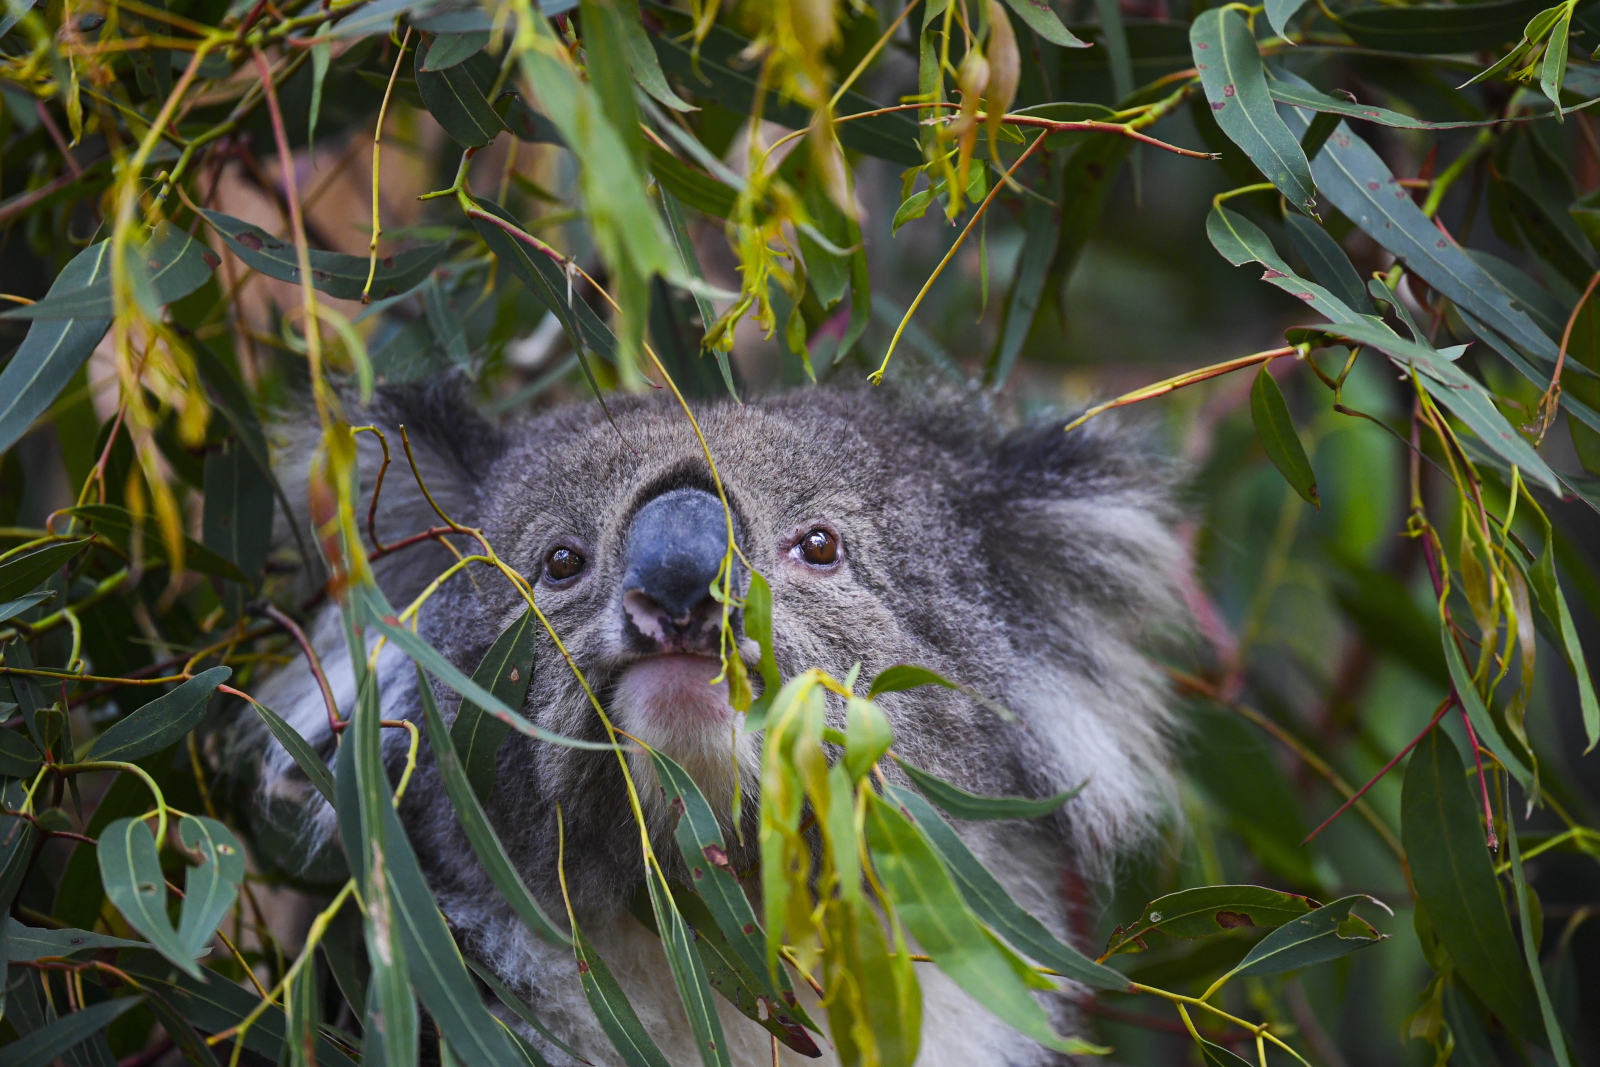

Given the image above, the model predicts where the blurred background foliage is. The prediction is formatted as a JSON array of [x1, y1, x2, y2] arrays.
[[1, 0, 1599, 1065]]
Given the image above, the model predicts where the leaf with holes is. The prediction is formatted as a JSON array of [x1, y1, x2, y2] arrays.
[[1106, 885, 1319, 955], [99, 817, 201, 977], [199, 209, 448, 301], [176, 816, 246, 958], [1222, 895, 1384, 979]]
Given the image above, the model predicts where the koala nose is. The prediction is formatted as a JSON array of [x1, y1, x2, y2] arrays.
[[622, 488, 730, 653]]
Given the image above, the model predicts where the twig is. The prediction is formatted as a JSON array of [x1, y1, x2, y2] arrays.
[[1063, 347, 1299, 432], [1302, 696, 1453, 844], [363, 28, 414, 303], [1535, 267, 1600, 442], [251, 603, 341, 733]]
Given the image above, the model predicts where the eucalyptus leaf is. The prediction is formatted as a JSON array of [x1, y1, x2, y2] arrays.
[[1108, 884, 1320, 954], [1223, 895, 1384, 979], [450, 608, 536, 804], [0, 540, 88, 602], [416, 34, 505, 147], [0, 591, 53, 625], [0, 998, 141, 1067], [175, 815, 246, 958], [64, 504, 249, 583], [893, 755, 1085, 821], [1402, 727, 1543, 1038], [3, 224, 216, 321], [199, 209, 448, 302], [5, 920, 146, 961], [1191, 9, 1316, 214], [98, 817, 202, 978], [87, 666, 230, 764], [1250, 364, 1319, 507]]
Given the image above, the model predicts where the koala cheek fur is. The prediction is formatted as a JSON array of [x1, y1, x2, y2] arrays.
[[239, 385, 1188, 1066]]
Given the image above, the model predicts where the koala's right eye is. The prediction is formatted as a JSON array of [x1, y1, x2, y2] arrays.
[[544, 546, 585, 583]]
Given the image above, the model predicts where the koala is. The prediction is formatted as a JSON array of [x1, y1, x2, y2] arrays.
[[248, 384, 1184, 1067]]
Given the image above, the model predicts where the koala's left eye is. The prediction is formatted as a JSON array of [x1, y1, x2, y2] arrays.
[[544, 546, 585, 583], [796, 527, 839, 566]]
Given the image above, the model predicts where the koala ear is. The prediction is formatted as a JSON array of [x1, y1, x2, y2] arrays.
[[984, 416, 1179, 635], [272, 378, 505, 603]]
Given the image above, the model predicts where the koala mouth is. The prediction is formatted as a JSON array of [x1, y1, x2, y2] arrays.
[[613, 654, 754, 816], [612, 654, 735, 738]]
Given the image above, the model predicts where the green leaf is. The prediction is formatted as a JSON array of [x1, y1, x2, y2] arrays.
[[1223, 895, 1384, 979], [0, 540, 87, 602], [5, 919, 146, 960], [449, 608, 536, 804], [1339, 0, 1551, 54], [201, 441, 273, 586], [866, 664, 1014, 721], [1206, 205, 1363, 325], [464, 957, 588, 1064], [416, 34, 505, 147], [1001, 0, 1089, 47], [1503, 778, 1576, 1066], [0, 727, 41, 777], [844, 696, 894, 782], [0, 998, 141, 1067], [886, 784, 1133, 991], [416, 665, 570, 945], [3, 223, 216, 321], [64, 504, 249, 583], [985, 196, 1058, 390], [1274, 76, 1570, 380], [175, 815, 245, 958], [377, 794, 532, 1067], [1314, 320, 1564, 494], [87, 666, 231, 764], [742, 571, 782, 729], [660, 189, 737, 397], [1441, 630, 1537, 795], [1110, 885, 1320, 953], [572, 922, 674, 1067], [1269, 80, 1523, 131], [358, 584, 615, 750], [863, 793, 1101, 1055], [120, 950, 360, 1067], [645, 747, 816, 1045], [643, 860, 731, 1067], [648, 143, 738, 220], [466, 197, 619, 365], [1191, 9, 1317, 214], [287, 943, 319, 1067], [307, 25, 331, 153], [334, 670, 418, 1067], [615, 0, 691, 110], [1284, 213, 1371, 315], [0, 814, 37, 914], [419, 30, 488, 71], [1401, 726, 1542, 1039], [247, 699, 335, 803], [892, 754, 1084, 821], [1196, 1037, 1257, 1066], [199, 209, 449, 302], [1526, 537, 1599, 751], [1093, 0, 1134, 101], [98, 817, 201, 978], [1250, 364, 1320, 507], [1266, 0, 1311, 38], [660, 886, 822, 1056], [0, 591, 53, 625]]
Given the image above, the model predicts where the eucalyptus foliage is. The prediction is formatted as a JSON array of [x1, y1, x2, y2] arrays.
[[1, 0, 1598, 1064]]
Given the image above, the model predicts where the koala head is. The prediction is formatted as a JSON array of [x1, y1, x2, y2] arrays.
[[255, 384, 1184, 924]]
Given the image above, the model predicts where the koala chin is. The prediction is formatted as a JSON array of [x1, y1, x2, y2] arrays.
[[246, 384, 1185, 1067]]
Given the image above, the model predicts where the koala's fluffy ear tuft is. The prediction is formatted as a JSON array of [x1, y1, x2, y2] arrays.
[[271, 378, 506, 603], [978, 414, 1185, 862]]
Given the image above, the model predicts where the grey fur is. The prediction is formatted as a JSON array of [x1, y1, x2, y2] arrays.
[[247, 386, 1185, 1066]]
